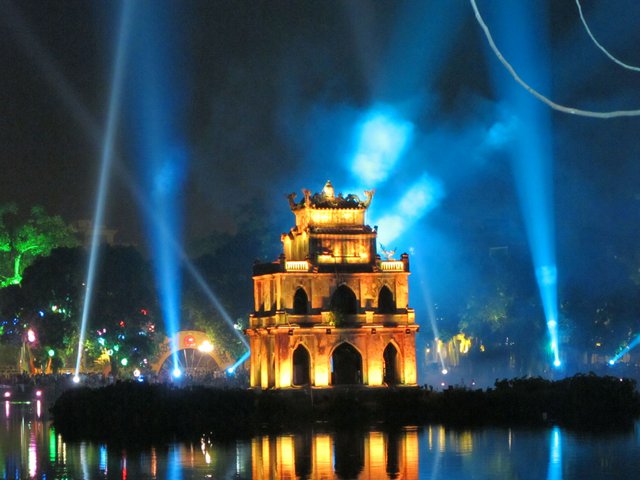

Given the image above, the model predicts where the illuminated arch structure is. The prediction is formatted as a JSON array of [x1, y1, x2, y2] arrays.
[[152, 330, 233, 376], [246, 181, 418, 388]]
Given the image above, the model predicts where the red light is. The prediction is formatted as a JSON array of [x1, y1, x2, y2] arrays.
[[3, 391, 10, 398], [140, 309, 148, 316], [119, 321, 126, 327]]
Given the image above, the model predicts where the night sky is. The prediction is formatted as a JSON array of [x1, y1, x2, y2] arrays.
[[2, 1, 640, 339]]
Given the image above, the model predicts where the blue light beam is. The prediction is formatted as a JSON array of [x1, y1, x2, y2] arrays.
[[609, 333, 640, 365], [227, 351, 251, 375], [74, 1, 133, 378], [482, 1, 562, 368], [127, 2, 188, 372]]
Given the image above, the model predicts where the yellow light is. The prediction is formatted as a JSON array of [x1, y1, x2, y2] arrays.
[[285, 261, 309, 271], [457, 431, 474, 454], [197, 340, 214, 353], [279, 363, 291, 388], [368, 431, 385, 473], [315, 364, 329, 386], [380, 261, 404, 271], [278, 436, 295, 477], [314, 434, 332, 475], [368, 363, 383, 386], [404, 361, 416, 385]]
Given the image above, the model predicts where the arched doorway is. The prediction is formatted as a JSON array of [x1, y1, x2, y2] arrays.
[[331, 343, 362, 385], [292, 344, 311, 386], [293, 287, 309, 314], [330, 285, 358, 315], [383, 343, 401, 385], [159, 349, 221, 377], [378, 285, 395, 313]]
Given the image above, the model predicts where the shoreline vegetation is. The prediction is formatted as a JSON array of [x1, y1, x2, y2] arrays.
[[51, 373, 640, 444]]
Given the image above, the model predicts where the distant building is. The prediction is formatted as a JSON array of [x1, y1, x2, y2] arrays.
[[72, 219, 118, 247], [246, 181, 418, 389]]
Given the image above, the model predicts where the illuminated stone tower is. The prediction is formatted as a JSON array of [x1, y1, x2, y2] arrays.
[[246, 181, 418, 388]]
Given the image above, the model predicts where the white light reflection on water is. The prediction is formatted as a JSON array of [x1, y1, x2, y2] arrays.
[[547, 426, 562, 480]]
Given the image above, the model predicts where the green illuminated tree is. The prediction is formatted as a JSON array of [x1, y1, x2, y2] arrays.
[[0, 204, 78, 288]]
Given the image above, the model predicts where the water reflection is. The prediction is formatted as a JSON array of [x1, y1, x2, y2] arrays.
[[547, 426, 562, 480], [250, 428, 419, 479], [2, 401, 640, 479]]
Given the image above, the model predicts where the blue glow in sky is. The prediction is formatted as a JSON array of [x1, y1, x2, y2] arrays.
[[374, 173, 444, 246], [351, 106, 414, 186]]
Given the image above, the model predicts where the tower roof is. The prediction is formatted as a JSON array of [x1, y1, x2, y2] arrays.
[[287, 181, 374, 211]]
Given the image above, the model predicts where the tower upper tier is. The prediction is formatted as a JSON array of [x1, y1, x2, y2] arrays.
[[282, 181, 378, 266]]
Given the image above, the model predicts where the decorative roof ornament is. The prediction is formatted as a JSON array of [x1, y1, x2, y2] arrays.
[[287, 182, 375, 211]]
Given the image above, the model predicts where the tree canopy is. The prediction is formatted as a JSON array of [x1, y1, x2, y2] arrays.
[[0, 204, 78, 288]]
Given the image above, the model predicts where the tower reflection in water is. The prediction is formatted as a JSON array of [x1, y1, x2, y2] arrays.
[[249, 427, 419, 479]]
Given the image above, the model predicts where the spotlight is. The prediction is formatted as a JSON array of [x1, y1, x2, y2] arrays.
[[172, 367, 182, 379], [72, 375, 80, 384], [608, 359, 615, 366], [553, 359, 561, 368], [197, 340, 214, 353], [441, 368, 448, 375]]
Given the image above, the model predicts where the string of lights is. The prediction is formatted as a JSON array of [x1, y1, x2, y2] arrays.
[[470, 0, 640, 118]]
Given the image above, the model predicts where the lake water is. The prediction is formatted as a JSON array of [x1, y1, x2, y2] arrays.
[[2, 401, 640, 479]]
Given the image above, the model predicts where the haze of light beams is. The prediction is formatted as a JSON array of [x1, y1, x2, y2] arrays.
[[115, 160, 249, 354], [350, 106, 414, 186], [470, 0, 640, 118], [482, 1, 561, 368], [127, 2, 186, 377], [374, 174, 444, 247], [74, 1, 133, 381], [5, 4, 247, 370], [608, 334, 640, 365], [4, 7, 247, 369]]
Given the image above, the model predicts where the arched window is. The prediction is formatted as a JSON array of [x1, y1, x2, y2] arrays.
[[292, 344, 311, 386], [293, 287, 309, 314], [383, 343, 401, 385], [330, 285, 358, 315], [378, 285, 395, 314], [331, 343, 362, 385]]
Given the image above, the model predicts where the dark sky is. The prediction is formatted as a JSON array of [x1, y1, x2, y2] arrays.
[[2, 0, 640, 298]]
